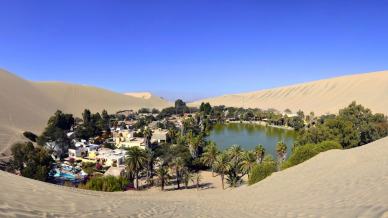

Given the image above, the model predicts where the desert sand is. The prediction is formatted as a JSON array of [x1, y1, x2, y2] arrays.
[[124, 92, 153, 100], [0, 69, 171, 156], [191, 71, 388, 115], [1, 136, 388, 217]]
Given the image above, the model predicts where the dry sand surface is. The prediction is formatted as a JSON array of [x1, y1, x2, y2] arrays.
[[33, 82, 171, 116], [1, 137, 388, 218], [0, 69, 171, 156], [124, 92, 153, 100], [191, 70, 388, 115]]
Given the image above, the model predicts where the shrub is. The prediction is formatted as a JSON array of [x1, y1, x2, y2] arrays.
[[23, 131, 38, 142], [10, 142, 53, 181], [315, 141, 342, 152], [282, 141, 341, 169], [80, 176, 129, 192], [248, 155, 277, 185]]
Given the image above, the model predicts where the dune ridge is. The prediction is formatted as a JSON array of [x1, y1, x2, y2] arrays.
[[0, 136, 387, 217], [0, 69, 172, 155], [191, 70, 388, 115]]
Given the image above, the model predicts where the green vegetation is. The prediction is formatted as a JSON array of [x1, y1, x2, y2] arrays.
[[75, 109, 111, 140], [37, 110, 74, 158], [6, 100, 387, 192], [192, 172, 202, 190], [297, 102, 388, 148], [126, 147, 148, 189], [79, 176, 129, 192], [199, 102, 212, 115], [213, 153, 230, 190], [156, 166, 170, 191], [254, 144, 265, 163], [276, 141, 287, 167], [282, 141, 341, 169], [248, 156, 277, 185], [9, 142, 53, 181], [23, 131, 38, 142], [201, 142, 219, 176]]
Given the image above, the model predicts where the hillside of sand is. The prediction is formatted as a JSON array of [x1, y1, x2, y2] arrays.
[[192, 71, 388, 115], [0, 69, 171, 156]]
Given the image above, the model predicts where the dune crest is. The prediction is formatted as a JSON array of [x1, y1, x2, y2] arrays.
[[1, 136, 387, 217], [192, 70, 388, 115]]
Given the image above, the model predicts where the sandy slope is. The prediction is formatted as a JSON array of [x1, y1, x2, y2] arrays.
[[192, 71, 388, 115], [0, 71, 58, 156], [1, 137, 387, 217], [33, 82, 171, 116], [0, 69, 171, 155]]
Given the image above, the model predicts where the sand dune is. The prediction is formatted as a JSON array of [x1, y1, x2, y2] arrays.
[[0, 69, 172, 155], [124, 92, 153, 99], [33, 82, 171, 116], [1, 136, 387, 217], [0, 71, 58, 156], [192, 71, 388, 115]]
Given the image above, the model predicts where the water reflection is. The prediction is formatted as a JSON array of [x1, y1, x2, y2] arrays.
[[207, 123, 297, 158]]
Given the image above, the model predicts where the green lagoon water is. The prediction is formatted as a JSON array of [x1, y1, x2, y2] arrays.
[[208, 123, 297, 158]]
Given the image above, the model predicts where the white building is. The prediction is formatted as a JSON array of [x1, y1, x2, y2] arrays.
[[96, 148, 126, 167], [151, 129, 168, 143]]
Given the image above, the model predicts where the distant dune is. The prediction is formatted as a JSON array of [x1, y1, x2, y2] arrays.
[[124, 92, 153, 99], [33, 83, 171, 116], [0, 69, 171, 155], [192, 71, 388, 115], [1, 136, 387, 217]]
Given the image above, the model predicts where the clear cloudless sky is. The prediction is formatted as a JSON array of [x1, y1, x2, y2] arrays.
[[1, 0, 387, 101]]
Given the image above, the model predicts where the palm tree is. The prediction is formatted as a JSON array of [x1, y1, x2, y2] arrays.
[[181, 167, 194, 189], [213, 153, 230, 190], [228, 144, 243, 163], [254, 144, 265, 164], [241, 151, 256, 179], [276, 141, 288, 169], [201, 142, 219, 176], [143, 128, 153, 149], [188, 134, 203, 158], [156, 166, 169, 191], [145, 149, 155, 184], [170, 157, 185, 189], [192, 173, 202, 190], [167, 128, 178, 144], [126, 147, 147, 190]]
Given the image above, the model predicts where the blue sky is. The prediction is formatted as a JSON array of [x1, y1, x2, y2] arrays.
[[1, 0, 387, 101]]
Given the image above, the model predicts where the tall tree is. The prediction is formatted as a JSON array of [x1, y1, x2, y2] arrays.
[[10, 142, 53, 181], [143, 128, 153, 149], [156, 166, 170, 191], [170, 157, 185, 189], [82, 109, 92, 126], [175, 99, 187, 115], [201, 142, 219, 176], [181, 167, 193, 189], [192, 173, 202, 190], [213, 153, 230, 190], [241, 151, 256, 179], [254, 144, 265, 164], [276, 141, 288, 168], [188, 133, 204, 158], [126, 147, 147, 190]]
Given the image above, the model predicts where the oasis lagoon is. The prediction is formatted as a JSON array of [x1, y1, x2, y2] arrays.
[[207, 123, 297, 158]]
